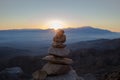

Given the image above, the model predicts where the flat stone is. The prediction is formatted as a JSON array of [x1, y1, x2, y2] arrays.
[[48, 47, 70, 57], [0, 67, 23, 74], [46, 70, 83, 80], [42, 55, 73, 65], [41, 62, 71, 75]]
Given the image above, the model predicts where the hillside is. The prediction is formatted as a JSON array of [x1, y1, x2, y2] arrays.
[[70, 38, 120, 79], [0, 38, 120, 80]]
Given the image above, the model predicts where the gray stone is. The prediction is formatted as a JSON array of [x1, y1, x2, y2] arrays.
[[42, 55, 73, 64], [41, 62, 71, 75], [0, 67, 23, 75], [48, 47, 70, 57], [0, 67, 24, 80]]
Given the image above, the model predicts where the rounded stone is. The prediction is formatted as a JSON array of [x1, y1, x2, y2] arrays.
[[48, 47, 70, 57]]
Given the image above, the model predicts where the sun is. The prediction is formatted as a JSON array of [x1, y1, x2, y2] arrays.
[[49, 23, 64, 30], [49, 20, 64, 30]]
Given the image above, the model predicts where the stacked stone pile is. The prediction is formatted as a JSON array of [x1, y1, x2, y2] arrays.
[[32, 29, 80, 80]]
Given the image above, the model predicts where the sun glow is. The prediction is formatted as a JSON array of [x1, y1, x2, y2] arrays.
[[48, 20, 64, 30], [49, 23, 64, 30]]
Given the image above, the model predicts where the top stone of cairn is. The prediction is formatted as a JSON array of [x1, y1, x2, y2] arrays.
[[52, 29, 66, 48]]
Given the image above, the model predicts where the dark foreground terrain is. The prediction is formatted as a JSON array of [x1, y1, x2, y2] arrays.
[[0, 38, 120, 80]]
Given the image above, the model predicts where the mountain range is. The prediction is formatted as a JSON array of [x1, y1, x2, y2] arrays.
[[65, 26, 116, 34], [0, 26, 119, 33], [0, 26, 119, 56], [1, 26, 119, 42]]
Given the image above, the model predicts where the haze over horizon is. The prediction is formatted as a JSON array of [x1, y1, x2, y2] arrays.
[[0, 26, 119, 33], [0, 0, 120, 32]]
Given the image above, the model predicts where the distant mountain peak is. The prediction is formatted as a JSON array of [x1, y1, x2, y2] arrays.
[[78, 26, 109, 31], [65, 26, 116, 34], [80, 26, 93, 29]]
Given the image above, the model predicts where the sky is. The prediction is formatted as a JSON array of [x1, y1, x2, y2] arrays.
[[0, 0, 120, 32]]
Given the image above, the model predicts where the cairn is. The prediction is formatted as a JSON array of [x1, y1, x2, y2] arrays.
[[32, 29, 80, 80]]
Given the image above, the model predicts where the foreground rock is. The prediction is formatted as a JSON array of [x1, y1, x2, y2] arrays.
[[46, 70, 83, 80], [0, 67, 24, 80], [0, 67, 32, 80]]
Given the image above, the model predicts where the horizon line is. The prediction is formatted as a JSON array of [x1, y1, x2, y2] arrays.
[[0, 26, 119, 33]]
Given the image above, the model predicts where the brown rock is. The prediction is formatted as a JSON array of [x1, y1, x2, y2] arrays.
[[32, 70, 47, 80], [42, 55, 73, 65], [53, 32, 66, 43], [41, 62, 71, 75], [52, 30, 66, 48]]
